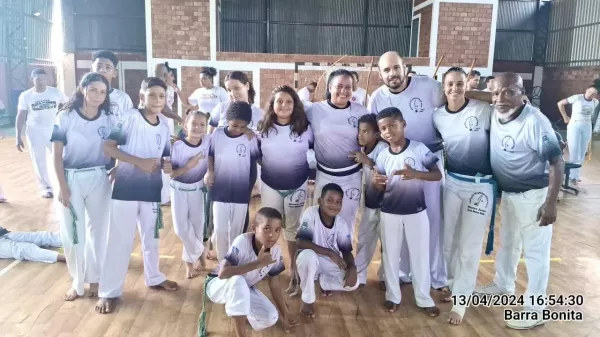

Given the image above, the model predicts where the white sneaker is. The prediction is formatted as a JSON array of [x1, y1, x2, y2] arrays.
[[473, 281, 513, 295], [505, 311, 546, 330]]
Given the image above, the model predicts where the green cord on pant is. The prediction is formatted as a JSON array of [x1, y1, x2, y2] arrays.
[[197, 275, 216, 337], [64, 170, 79, 245], [154, 202, 164, 239]]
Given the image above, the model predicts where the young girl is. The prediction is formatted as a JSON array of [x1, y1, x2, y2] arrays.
[[257, 85, 313, 291], [169, 111, 211, 279], [206, 101, 261, 261], [199, 207, 298, 337], [350, 114, 388, 286], [50, 72, 115, 301]]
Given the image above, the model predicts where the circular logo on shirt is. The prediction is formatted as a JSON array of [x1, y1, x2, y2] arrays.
[[97, 126, 108, 139], [501, 136, 515, 152], [236, 144, 247, 157], [156, 134, 162, 149], [464, 116, 480, 131], [347, 116, 358, 128], [581, 106, 593, 116], [345, 188, 361, 201], [541, 132, 551, 147], [468, 192, 489, 215], [404, 157, 416, 168], [289, 132, 302, 142], [289, 189, 307, 209], [409, 98, 425, 113], [199, 150, 205, 158], [110, 101, 120, 115]]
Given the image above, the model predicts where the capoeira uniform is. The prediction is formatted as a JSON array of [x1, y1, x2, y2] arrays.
[[296, 206, 360, 304], [188, 85, 229, 114], [351, 87, 368, 106], [565, 94, 598, 181], [170, 136, 211, 264], [108, 88, 134, 118], [259, 124, 314, 241], [50, 108, 115, 296], [354, 141, 388, 284], [204, 233, 285, 331], [0, 227, 62, 263], [209, 127, 261, 261], [297, 87, 311, 102], [307, 101, 369, 236], [375, 140, 438, 308], [368, 77, 447, 288], [476, 104, 562, 322], [433, 99, 496, 318], [98, 109, 171, 298], [17, 86, 68, 195]]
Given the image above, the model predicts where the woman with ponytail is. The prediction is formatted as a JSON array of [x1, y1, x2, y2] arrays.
[[188, 67, 229, 114], [50, 72, 115, 302]]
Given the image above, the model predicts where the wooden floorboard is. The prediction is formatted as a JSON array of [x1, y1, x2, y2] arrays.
[[1, 138, 599, 337]]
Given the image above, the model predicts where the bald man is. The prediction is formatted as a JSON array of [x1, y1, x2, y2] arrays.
[[474, 73, 564, 330], [368, 52, 492, 292]]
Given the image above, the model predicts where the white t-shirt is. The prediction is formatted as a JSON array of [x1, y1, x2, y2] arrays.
[[166, 86, 175, 111], [490, 104, 563, 193], [351, 87, 368, 106], [298, 87, 311, 102], [170, 135, 211, 185], [0, 100, 5, 110], [363, 141, 388, 209], [567, 94, 598, 123], [18, 87, 68, 128], [188, 86, 229, 114], [109, 88, 134, 118], [296, 205, 353, 257], [213, 233, 285, 287]]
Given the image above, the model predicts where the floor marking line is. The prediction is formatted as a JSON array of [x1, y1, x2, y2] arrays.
[[130, 253, 175, 259], [0, 260, 22, 278], [369, 258, 562, 265]]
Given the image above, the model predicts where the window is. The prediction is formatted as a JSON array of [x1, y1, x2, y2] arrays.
[[409, 15, 420, 58]]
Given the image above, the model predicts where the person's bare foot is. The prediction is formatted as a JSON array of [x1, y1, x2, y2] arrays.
[[195, 255, 206, 271], [42, 192, 53, 199], [206, 251, 217, 261], [448, 310, 463, 325], [383, 300, 397, 312], [151, 279, 179, 291], [423, 306, 440, 317], [57, 254, 66, 262], [321, 289, 332, 297], [300, 302, 315, 318], [442, 294, 452, 303], [185, 262, 200, 279], [434, 286, 450, 293], [95, 297, 115, 314], [0, 197, 7, 203], [64, 289, 78, 301], [89, 283, 99, 297], [379, 281, 386, 291]]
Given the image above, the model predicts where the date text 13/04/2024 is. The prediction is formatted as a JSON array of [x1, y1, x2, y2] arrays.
[[451, 294, 584, 307], [505, 309, 583, 322]]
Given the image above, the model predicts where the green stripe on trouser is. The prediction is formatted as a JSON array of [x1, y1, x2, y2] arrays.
[[64, 170, 79, 244], [154, 203, 164, 239], [203, 187, 212, 241], [197, 275, 216, 337]]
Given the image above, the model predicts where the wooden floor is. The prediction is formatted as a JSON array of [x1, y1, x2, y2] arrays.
[[1, 138, 600, 337]]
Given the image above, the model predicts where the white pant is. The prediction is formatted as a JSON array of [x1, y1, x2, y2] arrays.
[[567, 121, 592, 180], [255, 163, 262, 194], [206, 275, 278, 331], [493, 187, 553, 312], [0, 184, 5, 199], [355, 207, 380, 284], [0, 231, 62, 263], [443, 173, 494, 308], [161, 171, 171, 204], [98, 200, 167, 298], [58, 167, 111, 296], [313, 169, 362, 238], [260, 180, 308, 241], [296, 249, 359, 304], [170, 180, 206, 263], [380, 210, 434, 307], [213, 202, 249, 261], [425, 150, 447, 288], [307, 150, 317, 170], [25, 125, 53, 193]]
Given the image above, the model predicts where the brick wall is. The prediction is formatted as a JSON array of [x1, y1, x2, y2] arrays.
[[151, 0, 210, 60], [414, 5, 432, 58], [437, 3, 492, 67], [541, 66, 600, 122]]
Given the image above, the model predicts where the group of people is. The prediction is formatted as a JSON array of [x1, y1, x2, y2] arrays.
[[1, 47, 598, 337]]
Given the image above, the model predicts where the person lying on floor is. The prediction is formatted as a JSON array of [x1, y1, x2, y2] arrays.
[[0, 226, 65, 263]]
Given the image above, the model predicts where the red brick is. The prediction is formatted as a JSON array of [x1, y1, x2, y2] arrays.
[[414, 5, 433, 58], [541, 66, 600, 121]]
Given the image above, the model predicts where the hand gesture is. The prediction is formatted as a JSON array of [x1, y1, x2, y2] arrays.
[[371, 170, 388, 191], [107, 167, 118, 183], [392, 164, 420, 180], [344, 266, 358, 288], [58, 187, 71, 208], [328, 251, 347, 270], [348, 149, 371, 166], [136, 158, 160, 173], [281, 315, 299, 332], [257, 246, 275, 266], [185, 153, 204, 169], [16, 138, 24, 152], [537, 202, 557, 227], [205, 171, 215, 187]]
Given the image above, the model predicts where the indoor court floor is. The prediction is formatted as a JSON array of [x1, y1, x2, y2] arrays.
[[0, 138, 599, 337]]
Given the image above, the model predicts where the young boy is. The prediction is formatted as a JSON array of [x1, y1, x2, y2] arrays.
[[295, 183, 360, 318], [372, 107, 442, 316], [91, 50, 134, 117], [0, 226, 65, 263], [349, 114, 388, 285], [201, 207, 298, 337], [95, 77, 178, 314]]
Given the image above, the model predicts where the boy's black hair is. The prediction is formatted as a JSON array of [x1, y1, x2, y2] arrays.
[[256, 207, 283, 222], [485, 76, 495, 83], [358, 113, 378, 132], [308, 81, 318, 87], [350, 71, 359, 81], [92, 50, 119, 67], [408, 70, 417, 75], [376, 107, 404, 121], [321, 183, 344, 198], [201, 67, 218, 78], [442, 67, 466, 82], [469, 70, 481, 77], [140, 77, 167, 92], [226, 101, 252, 123]]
